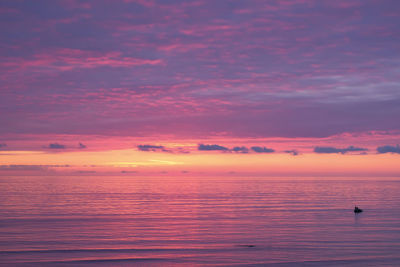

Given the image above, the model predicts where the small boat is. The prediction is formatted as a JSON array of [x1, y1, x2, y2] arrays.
[[354, 206, 363, 213]]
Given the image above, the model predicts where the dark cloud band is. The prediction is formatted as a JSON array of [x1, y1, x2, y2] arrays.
[[198, 144, 229, 151], [48, 143, 66, 149], [377, 145, 400, 154], [314, 146, 367, 154]]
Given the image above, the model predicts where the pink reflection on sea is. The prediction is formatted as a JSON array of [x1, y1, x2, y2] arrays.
[[1, 176, 400, 265]]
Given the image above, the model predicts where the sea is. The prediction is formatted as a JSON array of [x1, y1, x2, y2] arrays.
[[1, 176, 400, 266]]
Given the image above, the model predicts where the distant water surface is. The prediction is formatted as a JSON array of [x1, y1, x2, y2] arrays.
[[1, 176, 400, 266]]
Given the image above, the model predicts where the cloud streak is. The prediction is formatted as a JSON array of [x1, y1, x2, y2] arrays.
[[137, 144, 169, 152], [198, 144, 229, 151], [251, 146, 275, 153], [0, 164, 70, 171], [314, 146, 367, 154], [197, 144, 275, 153], [48, 143, 66, 149], [232, 146, 249, 153], [284, 150, 299, 156]]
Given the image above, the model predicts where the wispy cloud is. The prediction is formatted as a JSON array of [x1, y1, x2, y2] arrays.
[[198, 144, 276, 153], [0, 143, 6, 149], [198, 144, 229, 151], [284, 149, 299, 156], [4, 49, 163, 72], [137, 144, 190, 153], [314, 146, 367, 154], [148, 159, 183, 165], [137, 144, 169, 152], [232, 146, 249, 153], [0, 164, 70, 171]]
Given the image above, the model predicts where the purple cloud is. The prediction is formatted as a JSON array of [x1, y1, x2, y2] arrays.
[[377, 145, 400, 154], [251, 146, 275, 153], [198, 144, 229, 151], [137, 144, 168, 152], [48, 143, 66, 149], [314, 146, 367, 154], [0, 0, 399, 140]]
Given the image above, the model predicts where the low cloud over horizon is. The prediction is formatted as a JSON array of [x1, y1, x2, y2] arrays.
[[251, 146, 275, 153], [198, 144, 229, 151], [377, 145, 400, 154], [137, 144, 170, 152], [0, 164, 70, 171], [48, 143, 66, 149], [284, 150, 299, 156], [198, 144, 275, 154], [314, 146, 368, 154]]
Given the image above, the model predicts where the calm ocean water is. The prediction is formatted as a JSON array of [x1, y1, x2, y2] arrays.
[[1, 176, 400, 266]]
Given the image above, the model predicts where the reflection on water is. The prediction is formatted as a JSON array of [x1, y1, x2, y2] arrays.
[[1, 176, 400, 266]]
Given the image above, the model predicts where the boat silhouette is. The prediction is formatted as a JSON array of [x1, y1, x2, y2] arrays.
[[354, 206, 363, 213]]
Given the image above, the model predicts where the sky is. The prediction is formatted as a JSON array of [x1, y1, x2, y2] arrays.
[[1, 0, 400, 176]]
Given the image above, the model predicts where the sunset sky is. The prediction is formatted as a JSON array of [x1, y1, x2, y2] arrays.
[[1, 0, 400, 176]]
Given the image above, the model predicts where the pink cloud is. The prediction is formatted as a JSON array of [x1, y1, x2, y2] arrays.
[[1, 0, 400, 142], [123, 0, 156, 8], [61, 0, 93, 9], [2, 49, 163, 72]]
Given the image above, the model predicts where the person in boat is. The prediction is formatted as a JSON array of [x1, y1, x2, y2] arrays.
[[354, 206, 363, 213]]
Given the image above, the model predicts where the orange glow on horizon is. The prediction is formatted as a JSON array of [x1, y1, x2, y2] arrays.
[[1, 147, 399, 177]]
